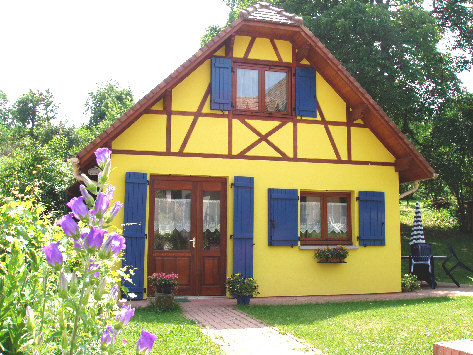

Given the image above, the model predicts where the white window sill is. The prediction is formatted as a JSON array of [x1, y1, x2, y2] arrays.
[[298, 245, 360, 250]]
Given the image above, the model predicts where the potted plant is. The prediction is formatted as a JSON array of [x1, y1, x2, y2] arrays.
[[225, 273, 259, 305], [148, 272, 178, 294], [314, 245, 349, 263]]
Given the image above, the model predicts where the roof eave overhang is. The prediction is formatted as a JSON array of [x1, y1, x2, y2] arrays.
[[76, 18, 435, 183]]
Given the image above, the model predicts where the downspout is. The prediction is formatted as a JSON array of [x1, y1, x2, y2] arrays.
[[399, 180, 419, 200], [70, 157, 84, 182]]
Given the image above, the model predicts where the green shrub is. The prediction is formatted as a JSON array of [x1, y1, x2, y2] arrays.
[[401, 273, 420, 292]]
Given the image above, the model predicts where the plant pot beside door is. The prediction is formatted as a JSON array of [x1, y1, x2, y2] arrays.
[[225, 273, 259, 306], [148, 272, 178, 311]]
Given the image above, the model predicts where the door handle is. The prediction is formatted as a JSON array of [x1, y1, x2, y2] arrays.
[[190, 237, 196, 248]]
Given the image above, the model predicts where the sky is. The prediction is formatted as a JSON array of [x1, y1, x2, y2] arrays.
[[0, 0, 229, 125], [1, 0, 472, 127]]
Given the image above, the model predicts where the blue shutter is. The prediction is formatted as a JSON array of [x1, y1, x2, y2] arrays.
[[359, 191, 385, 246], [296, 67, 317, 117], [122, 172, 147, 299], [211, 57, 232, 111], [233, 176, 254, 278], [268, 188, 299, 246]]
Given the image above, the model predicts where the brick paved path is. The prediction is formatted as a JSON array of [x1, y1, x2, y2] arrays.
[[180, 297, 322, 354], [130, 283, 473, 354]]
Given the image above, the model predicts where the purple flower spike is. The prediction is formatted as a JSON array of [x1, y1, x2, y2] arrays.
[[115, 304, 135, 327], [136, 329, 157, 354], [102, 233, 126, 257], [41, 242, 63, 268], [95, 147, 111, 168], [95, 192, 110, 216], [110, 284, 119, 301], [101, 325, 116, 346], [85, 226, 106, 250], [67, 196, 89, 220], [104, 185, 115, 200], [57, 214, 79, 237], [79, 184, 95, 206], [88, 260, 100, 278]]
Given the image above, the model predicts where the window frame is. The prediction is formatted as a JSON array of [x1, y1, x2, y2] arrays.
[[299, 191, 352, 245], [232, 61, 292, 118]]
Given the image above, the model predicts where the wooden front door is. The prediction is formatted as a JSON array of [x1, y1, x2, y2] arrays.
[[148, 176, 227, 296]]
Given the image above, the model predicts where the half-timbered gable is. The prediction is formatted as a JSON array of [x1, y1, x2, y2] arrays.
[[75, 2, 434, 298]]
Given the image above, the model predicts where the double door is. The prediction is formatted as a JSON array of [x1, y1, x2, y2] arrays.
[[148, 176, 227, 296]]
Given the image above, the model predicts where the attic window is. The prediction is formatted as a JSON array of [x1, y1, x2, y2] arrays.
[[234, 63, 290, 116]]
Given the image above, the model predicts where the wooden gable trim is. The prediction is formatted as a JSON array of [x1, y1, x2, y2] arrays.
[[243, 37, 256, 59], [347, 104, 368, 124], [75, 17, 433, 183], [178, 84, 211, 153], [237, 119, 289, 158], [269, 38, 283, 62], [317, 100, 341, 160]]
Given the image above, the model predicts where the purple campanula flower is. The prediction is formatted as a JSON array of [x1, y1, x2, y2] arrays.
[[102, 233, 126, 257], [115, 304, 135, 327], [104, 185, 115, 200], [110, 284, 119, 301], [104, 201, 123, 224], [95, 192, 110, 217], [88, 260, 100, 278], [56, 214, 79, 237], [67, 196, 89, 220], [58, 272, 68, 298], [136, 329, 157, 354], [41, 242, 63, 268], [95, 147, 111, 169], [79, 184, 95, 206], [101, 325, 116, 346], [84, 226, 106, 250], [72, 232, 87, 249]]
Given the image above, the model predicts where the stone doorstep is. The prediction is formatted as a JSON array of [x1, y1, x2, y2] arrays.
[[433, 339, 473, 355]]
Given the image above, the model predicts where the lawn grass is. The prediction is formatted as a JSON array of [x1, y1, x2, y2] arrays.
[[400, 201, 473, 285], [240, 297, 473, 355], [117, 305, 222, 354]]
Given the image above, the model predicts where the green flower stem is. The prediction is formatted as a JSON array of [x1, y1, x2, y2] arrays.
[[69, 260, 90, 355], [38, 267, 49, 335]]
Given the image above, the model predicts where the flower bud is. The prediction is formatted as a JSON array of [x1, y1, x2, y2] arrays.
[[70, 273, 78, 294], [59, 309, 66, 330], [95, 276, 108, 300], [80, 184, 95, 207], [81, 174, 98, 195], [98, 159, 111, 186], [58, 272, 68, 299], [82, 286, 93, 305], [25, 306, 35, 332], [61, 329, 68, 349]]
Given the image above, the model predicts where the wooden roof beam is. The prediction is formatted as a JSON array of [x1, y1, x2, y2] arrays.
[[225, 35, 235, 58], [296, 43, 310, 63], [395, 156, 413, 172], [347, 104, 368, 124]]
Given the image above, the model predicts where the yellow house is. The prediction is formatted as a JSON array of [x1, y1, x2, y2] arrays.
[[75, 2, 435, 298]]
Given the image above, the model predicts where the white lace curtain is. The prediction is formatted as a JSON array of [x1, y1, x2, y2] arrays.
[[300, 201, 347, 234], [154, 199, 220, 233]]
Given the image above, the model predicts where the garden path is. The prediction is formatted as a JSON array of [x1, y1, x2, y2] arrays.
[[180, 297, 322, 354], [130, 283, 473, 354]]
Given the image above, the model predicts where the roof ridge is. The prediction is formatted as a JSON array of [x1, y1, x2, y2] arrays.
[[238, 1, 303, 26]]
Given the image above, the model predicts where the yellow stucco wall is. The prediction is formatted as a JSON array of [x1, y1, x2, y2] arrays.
[[108, 35, 401, 297]]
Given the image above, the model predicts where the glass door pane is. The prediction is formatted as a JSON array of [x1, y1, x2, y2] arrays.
[[202, 191, 221, 251], [153, 189, 191, 250]]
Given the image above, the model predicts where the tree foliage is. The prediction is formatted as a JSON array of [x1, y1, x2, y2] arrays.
[[85, 81, 134, 129], [423, 93, 473, 229]]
